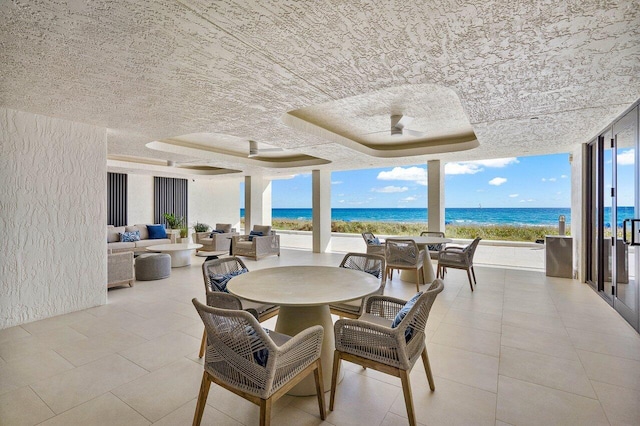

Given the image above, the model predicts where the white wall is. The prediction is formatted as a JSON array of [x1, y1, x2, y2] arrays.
[[189, 178, 242, 233], [0, 108, 107, 328], [127, 174, 154, 224]]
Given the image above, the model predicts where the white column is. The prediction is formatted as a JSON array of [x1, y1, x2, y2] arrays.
[[572, 146, 585, 281], [244, 176, 272, 233], [427, 160, 445, 232], [312, 169, 331, 253]]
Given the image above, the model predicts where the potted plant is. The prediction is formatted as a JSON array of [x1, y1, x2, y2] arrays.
[[179, 225, 190, 243], [163, 213, 184, 229], [193, 222, 210, 233]]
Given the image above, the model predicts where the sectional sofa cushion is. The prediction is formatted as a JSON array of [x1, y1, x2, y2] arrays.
[[108, 226, 126, 243]]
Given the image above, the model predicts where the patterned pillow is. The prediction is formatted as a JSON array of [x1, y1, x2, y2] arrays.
[[367, 237, 381, 245], [119, 231, 140, 242], [427, 243, 443, 251], [391, 292, 423, 342], [245, 326, 269, 367], [208, 268, 248, 292]]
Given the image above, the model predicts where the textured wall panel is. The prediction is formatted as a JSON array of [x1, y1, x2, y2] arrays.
[[188, 179, 242, 233], [0, 108, 107, 329], [127, 174, 155, 225]]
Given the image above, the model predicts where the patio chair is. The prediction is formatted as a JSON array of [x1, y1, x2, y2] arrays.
[[330, 280, 444, 426], [232, 225, 280, 260], [192, 298, 326, 426], [437, 237, 482, 291], [384, 238, 426, 292], [420, 231, 447, 260], [192, 223, 238, 252], [329, 253, 386, 319], [362, 232, 385, 257], [198, 257, 279, 358]]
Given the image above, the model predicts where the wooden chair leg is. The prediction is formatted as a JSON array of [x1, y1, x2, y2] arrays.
[[193, 372, 211, 426], [259, 398, 272, 426], [416, 266, 423, 292], [399, 369, 417, 426], [471, 265, 477, 285], [314, 359, 326, 420], [466, 269, 474, 291], [329, 351, 341, 411], [421, 347, 435, 391], [198, 329, 206, 358]]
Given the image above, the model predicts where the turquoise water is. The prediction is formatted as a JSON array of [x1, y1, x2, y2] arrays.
[[240, 207, 634, 227]]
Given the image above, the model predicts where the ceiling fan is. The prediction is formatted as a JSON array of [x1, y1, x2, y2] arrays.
[[248, 140, 285, 157], [389, 115, 426, 137]]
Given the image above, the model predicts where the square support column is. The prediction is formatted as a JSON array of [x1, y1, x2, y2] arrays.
[[427, 160, 445, 232], [312, 169, 331, 253], [244, 176, 272, 233]]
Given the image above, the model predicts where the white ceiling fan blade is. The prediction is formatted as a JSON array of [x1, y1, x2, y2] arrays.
[[391, 115, 414, 130], [403, 128, 426, 138], [258, 148, 285, 152]]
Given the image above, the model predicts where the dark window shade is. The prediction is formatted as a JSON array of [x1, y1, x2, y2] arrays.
[[154, 177, 188, 227], [107, 172, 127, 226]]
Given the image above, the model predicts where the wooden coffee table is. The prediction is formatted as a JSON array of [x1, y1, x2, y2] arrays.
[[146, 243, 203, 267]]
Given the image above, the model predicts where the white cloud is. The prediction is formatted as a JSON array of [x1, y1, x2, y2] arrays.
[[527, 199, 534, 202], [338, 200, 345, 203], [549, 177, 557, 182], [541, 178, 546, 182], [561, 174, 568, 178], [400, 196, 417, 202], [371, 186, 409, 193], [331, 180, 343, 185], [509, 193, 519, 198], [489, 177, 507, 186], [377, 167, 427, 185], [445, 157, 519, 175], [618, 149, 635, 165]]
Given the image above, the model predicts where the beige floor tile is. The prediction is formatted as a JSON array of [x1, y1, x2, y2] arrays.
[[112, 358, 203, 422], [428, 343, 499, 392], [449, 297, 503, 316], [591, 380, 640, 426], [68, 310, 148, 337], [0, 349, 74, 396], [271, 405, 333, 426], [152, 398, 243, 426], [441, 308, 502, 333], [496, 375, 608, 426], [119, 330, 200, 371], [0, 386, 54, 426], [495, 421, 514, 426], [121, 312, 201, 340], [55, 329, 148, 367], [0, 327, 88, 362], [30, 353, 148, 414], [38, 392, 150, 426], [501, 309, 568, 337], [20, 311, 96, 335], [578, 350, 640, 391], [389, 376, 497, 426], [431, 323, 501, 357], [0, 325, 30, 345], [381, 411, 426, 426], [498, 346, 595, 398], [501, 325, 579, 361], [567, 327, 640, 361], [502, 295, 559, 316], [561, 311, 639, 338]]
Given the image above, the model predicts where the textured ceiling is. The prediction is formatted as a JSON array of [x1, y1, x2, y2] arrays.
[[1, 0, 638, 178]]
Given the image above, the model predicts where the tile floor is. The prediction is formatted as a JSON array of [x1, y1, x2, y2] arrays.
[[1, 248, 639, 425]]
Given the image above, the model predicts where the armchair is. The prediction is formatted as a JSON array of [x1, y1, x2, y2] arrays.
[[362, 232, 385, 257], [107, 251, 134, 288], [437, 237, 482, 291], [192, 223, 238, 252], [232, 225, 280, 260]]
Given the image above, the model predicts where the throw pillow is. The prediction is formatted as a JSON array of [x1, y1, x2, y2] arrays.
[[147, 224, 167, 239], [209, 229, 224, 237], [367, 237, 381, 245], [119, 231, 140, 242], [245, 326, 269, 367], [391, 292, 423, 342], [427, 243, 443, 251], [248, 230, 263, 241], [209, 268, 248, 292]]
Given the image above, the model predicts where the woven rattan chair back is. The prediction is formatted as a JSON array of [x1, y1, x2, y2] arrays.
[[202, 256, 248, 293], [385, 239, 420, 269], [437, 237, 481, 291], [192, 298, 326, 426], [339, 252, 386, 285]]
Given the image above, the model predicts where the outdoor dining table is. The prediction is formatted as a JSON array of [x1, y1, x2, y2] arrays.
[[226, 265, 381, 396], [394, 236, 453, 283]]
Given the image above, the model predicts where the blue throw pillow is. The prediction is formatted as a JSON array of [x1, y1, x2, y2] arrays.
[[209, 230, 224, 237], [147, 224, 167, 239], [427, 243, 443, 251], [391, 292, 423, 342], [119, 231, 140, 242], [209, 268, 248, 292], [367, 237, 381, 245], [248, 230, 263, 241], [245, 326, 269, 367]]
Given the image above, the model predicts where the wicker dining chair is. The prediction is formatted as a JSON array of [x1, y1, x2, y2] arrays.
[[192, 298, 325, 426], [329, 252, 386, 319], [420, 231, 447, 260], [199, 257, 280, 358], [330, 280, 445, 426], [384, 238, 426, 292], [362, 232, 385, 257], [437, 237, 482, 291]]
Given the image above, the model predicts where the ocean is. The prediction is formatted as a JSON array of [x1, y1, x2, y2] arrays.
[[240, 207, 635, 227]]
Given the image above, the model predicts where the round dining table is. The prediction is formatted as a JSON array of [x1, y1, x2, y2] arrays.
[[227, 265, 381, 396]]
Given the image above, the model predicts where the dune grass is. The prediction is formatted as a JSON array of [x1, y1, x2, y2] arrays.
[[264, 218, 567, 242]]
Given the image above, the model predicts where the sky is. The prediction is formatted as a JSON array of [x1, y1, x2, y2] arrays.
[[240, 151, 636, 209]]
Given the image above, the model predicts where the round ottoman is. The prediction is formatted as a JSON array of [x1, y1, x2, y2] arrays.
[[135, 254, 171, 281]]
